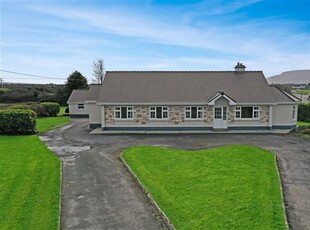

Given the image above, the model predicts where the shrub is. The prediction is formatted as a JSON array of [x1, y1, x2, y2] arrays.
[[298, 103, 310, 122], [0, 109, 36, 134], [40, 102, 60, 117]]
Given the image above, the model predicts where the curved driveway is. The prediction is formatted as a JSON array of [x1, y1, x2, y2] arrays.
[[40, 120, 310, 230]]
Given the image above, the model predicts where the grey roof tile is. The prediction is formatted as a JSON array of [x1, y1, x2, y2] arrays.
[[97, 71, 295, 104], [67, 84, 101, 103]]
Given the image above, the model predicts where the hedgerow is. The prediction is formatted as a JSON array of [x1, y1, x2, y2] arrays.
[[298, 103, 310, 122]]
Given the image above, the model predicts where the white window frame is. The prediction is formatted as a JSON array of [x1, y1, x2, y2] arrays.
[[235, 106, 260, 120], [149, 106, 169, 120], [292, 106, 296, 120], [185, 106, 203, 119], [77, 104, 85, 110], [114, 107, 133, 120]]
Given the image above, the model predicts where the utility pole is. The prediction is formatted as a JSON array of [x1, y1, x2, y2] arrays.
[[0, 78, 3, 88]]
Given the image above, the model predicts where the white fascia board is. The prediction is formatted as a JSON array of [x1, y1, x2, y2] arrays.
[[236, 103, 275, 105], [208, 94, 236, 105]]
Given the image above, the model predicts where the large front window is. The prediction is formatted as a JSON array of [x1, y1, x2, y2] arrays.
[[235, 106, 259, 119], [115, 107, 133, 119], [185, 107, 203, 119], [150, 107, 168, 119]]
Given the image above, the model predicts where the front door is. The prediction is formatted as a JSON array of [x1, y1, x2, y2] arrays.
[[213, 107, 227, 129]]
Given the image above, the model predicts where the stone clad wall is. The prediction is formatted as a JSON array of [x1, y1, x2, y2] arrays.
[[228, 106, 235, 124], [105, 106, 115, 125], [104, 105, 215, 125], [169, 106, 184, 124], [203, 106, 213, 124], [104, 105, 269, 126], [134, 106, 150, 125], [260, 106, 269, 123]]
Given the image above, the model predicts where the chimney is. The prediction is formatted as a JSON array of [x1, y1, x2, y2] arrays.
[[234, 62, 246, 72]]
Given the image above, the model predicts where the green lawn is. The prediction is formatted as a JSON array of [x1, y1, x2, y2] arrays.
[[122, 145, 286, 230], [36, 116, 70, 132], [292, 89, 310, 95], [59, 106, 68, 115], [0, 135, 60, 229], [297, 121, 310, 126]]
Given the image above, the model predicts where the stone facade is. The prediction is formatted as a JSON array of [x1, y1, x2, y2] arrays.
[[169, 106, 184, 125], [227, 106, 235, 124], [104, 105, 269, 127], [134, 106, 150, 125], [104, 106, 115, 125], [104, 105, 215, 125], [203, 106, 213, 124], [260, 106, 269, 124]]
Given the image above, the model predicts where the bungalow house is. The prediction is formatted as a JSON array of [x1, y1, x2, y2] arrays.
[[67, 63, 299, 132]]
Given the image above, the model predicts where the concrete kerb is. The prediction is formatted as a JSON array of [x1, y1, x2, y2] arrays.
[[119, 151, 175, 230], [275, 155, 289, 230]]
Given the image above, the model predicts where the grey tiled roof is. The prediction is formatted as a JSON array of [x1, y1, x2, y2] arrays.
[[67, 85, 101, 103], [97, 71, 295, 104]]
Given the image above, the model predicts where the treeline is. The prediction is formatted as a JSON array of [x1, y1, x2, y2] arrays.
[[0, 70, 89, 105]]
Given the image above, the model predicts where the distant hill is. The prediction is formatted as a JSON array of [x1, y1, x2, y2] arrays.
[[267, 70, 310, 84]]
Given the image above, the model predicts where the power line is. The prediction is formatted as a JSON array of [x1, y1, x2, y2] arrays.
[[0, 69, 67, 80]]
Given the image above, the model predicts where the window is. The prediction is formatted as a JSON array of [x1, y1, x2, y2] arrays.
[[150, 107, 168, 119], [253, 107, 259, 118], [185, 107, 203, 119], [77, 104, 84, 110], [292, 106, 296, 120], [115, 107, 133, 119], [235, 106, 259, 119]]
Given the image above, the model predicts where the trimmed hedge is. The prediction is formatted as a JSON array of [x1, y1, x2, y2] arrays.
[[7, 103, 47, 117], [40, 102, 60, 117], [298, 103, 310, 122], [0, 109, 36, 134], [2, 102, 61, 117]]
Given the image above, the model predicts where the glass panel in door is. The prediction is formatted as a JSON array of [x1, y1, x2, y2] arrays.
[[215, 107, 222, 119]]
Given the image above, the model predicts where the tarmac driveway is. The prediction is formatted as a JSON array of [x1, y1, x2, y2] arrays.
[[40, 119, 310, 230]]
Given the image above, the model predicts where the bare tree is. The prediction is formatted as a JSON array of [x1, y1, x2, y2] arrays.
[[92, 58, 105, 84]]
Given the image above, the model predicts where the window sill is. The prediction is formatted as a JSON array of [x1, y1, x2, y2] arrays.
[[114, 118, 134, 121], [184, 119, 204, 121], [149, 119, 169, 121], [235, 118, 260, 121]]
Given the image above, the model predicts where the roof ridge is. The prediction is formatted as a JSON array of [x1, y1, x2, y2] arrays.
[[106, 70, 263, 73]]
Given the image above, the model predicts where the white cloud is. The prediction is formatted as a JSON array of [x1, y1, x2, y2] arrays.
[[2, 1, 310, 82]]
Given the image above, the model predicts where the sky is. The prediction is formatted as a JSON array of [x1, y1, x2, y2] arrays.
[[1, 0, 310, 84]]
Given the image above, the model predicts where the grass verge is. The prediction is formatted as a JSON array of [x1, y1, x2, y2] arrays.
[[297, 121, 310, 127], [36, 116, 70, 133], [0, 135, 60, 229], [122, 145, 286, 230]]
